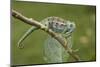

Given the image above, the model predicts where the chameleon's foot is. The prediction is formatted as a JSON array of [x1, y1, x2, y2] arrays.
[[72, 49, 79, 53]]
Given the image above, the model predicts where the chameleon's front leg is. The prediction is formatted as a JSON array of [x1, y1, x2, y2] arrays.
[[18, 26, 39, 49]]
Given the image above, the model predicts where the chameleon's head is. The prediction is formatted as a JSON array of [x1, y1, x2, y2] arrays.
[[43, 17, 75, 33], [64, 21, 76, 33]]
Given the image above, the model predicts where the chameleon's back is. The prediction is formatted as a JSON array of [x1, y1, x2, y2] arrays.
[[41, 16, 68, 33]]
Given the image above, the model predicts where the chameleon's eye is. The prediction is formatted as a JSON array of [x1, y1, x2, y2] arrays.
[[70, 24, 73, 27]]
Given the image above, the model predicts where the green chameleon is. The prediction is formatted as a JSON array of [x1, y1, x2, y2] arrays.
[[17, 16, 76, 63]]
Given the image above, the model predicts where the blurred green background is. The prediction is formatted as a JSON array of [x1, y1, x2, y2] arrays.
[[11, 0, 96, 65]]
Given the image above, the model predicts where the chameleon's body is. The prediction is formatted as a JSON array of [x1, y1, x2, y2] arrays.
[[18, 16, 76, 63]]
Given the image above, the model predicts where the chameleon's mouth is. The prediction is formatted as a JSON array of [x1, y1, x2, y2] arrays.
[[64, 28, 70, 33]]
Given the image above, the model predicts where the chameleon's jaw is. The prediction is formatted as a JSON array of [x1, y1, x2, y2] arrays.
[[43, 16, 76, 33]]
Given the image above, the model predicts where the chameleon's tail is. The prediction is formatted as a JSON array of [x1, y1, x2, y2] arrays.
[[17, 26, 38, 49]]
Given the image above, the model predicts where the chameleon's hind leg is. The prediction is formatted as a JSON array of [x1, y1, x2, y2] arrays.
[[18, 26, 39, 49]]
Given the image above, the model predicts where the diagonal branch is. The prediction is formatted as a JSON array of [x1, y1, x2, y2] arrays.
[[12, 9, 80, 61]]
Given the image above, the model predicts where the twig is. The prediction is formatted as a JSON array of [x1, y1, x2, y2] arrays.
[[12, 9, 80, 61]]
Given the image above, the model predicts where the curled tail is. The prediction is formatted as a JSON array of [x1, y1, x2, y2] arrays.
[[18, 26, 39, 49]]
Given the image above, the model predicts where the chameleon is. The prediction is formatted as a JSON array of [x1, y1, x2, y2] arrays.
[[17, 16, 76, 63]]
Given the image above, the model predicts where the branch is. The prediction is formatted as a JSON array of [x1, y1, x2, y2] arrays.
[[12, 9, 80, 61]]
